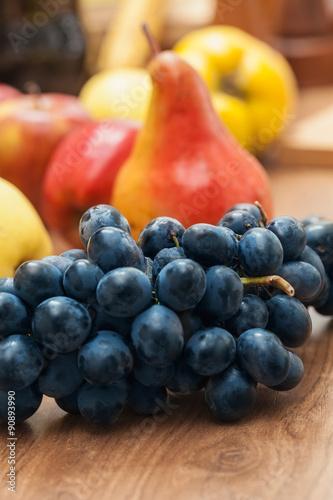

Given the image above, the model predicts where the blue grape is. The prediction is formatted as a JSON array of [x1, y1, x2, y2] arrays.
[[301, 215, 325, 227], [305, 221, 333, 268], [269, 350, 304, 391], [78, 379, 128, 424], [138, 217, 185, 259], [0, 292, 31, 339], [0, 277, 15, 295], [0, 383, 43, 423], [60, 249, 88, 261], [267, 216, 306, 261], [198, 266, 243, 322], [239, 228, 283, 277], [55, 388, 80, 414], [184, 327, 236, 376], [226, 203, 262, 224], [152, 247, 186, 283], [96, 267, 152, 318], [276, 261, 322, 303], [131, 305, 184, 367], [133, 357, 174, 387], [217, 209, 259, 235], [63, 259, 104, 304], [14, 260, 64, 309], [177, 310, 204, 342], [182, 223, 238, 268], [37, 351, 83, 398], [32, 297, 92, 353], [79, 204, 131, 248], [89, 306, 133, 340], [225, 294, 268, 337], [87, 227, 145, 273], [155, 259, 206, 312], [41, 255, 73, 275], [0, 334, 44, 391], [266, 295, 312, 347], [236, 328, 290, 386], [78, 331, 133, 385], [315, 279, 333, 316], [205, 364, 257, 422], [167, 356, 206, 394], [128, 378, 169, 415]]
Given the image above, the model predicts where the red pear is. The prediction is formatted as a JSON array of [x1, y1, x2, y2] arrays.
[[111, 50, 273, 239]]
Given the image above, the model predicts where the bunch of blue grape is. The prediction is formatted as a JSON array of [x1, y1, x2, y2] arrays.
[[0, 203, 332, 425]]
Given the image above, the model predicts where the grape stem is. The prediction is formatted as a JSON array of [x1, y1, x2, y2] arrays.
[[255, 201, 268, 227], [170, 231, 180, 247], [241, 275, 295, 297]]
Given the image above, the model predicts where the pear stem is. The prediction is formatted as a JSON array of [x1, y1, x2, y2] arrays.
[[255, 201, 268, 227], [241, 275, 295, 297], [142, 23, 161, 57]]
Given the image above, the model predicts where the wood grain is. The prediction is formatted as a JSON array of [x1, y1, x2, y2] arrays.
[[1, 157, 333, 500]]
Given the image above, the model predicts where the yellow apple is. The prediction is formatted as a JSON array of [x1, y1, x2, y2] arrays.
[[174, 26, 298, 153], [0, 178, 52, 277], [79, 68, 152, 121]]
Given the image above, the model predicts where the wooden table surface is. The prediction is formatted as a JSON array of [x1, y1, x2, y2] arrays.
[[1, 160, 333, 500]]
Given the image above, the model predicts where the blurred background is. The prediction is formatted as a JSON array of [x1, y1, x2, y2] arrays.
[[2, 0, 333, 93]]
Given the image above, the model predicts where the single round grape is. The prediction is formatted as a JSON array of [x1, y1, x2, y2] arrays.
[[239, 228, 284, 277], [128, 378, 169, 415], [152, 247, 186, 283], [133, 357, 175, 387], [131, 305, 184, 367], [185, 327, 236, 376], [78, 330, 133, 385], [63, 259, 104, 304], [269, 350, 304, 391], [226, 203, 262, 224], [0, 334, 44, 391], [305, 221, 333, 268], [14, 260, 64, 309], [79, 204, 131, 248], [90, 306, 133, 340], [205, 364, 257, 422], [138, 217, 185, 259], [41, 255, 73, 275], [96, 267, 152, 318], [0, 383, 43, 423], [198, 266, 243, 323], [32, 297, 92, 354], [217, 209, 259, 235], [182, 223, 238, 267], [0, 292, 31, 339], [166, 356, 206, 394], [301, 215, 325, 227], [155, 259, 206, 312], [60, 249, 88, 261], [315, 279, 333, 316], [266, 295, 312, 347], [299, 245, 326, 283], [267, 216, 306, 261], [55, 388, 80, 414], [276, 261, 322, 303], [87, 227, 145, 274], [78, 379, 128, 424], [236, 328, 290, 387], [37, 351, 83, 398], [225, 294, 268, 337]]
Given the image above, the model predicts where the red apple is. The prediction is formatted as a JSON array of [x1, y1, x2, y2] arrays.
[[41, 119, 140, 246], [0, 83, 21, 103], [0, 93, 90, 208]]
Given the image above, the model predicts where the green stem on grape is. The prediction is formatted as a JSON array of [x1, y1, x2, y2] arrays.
[[241, 275, 295, 297], [170, 231, 180, 247], [255, 201, 268, 227]]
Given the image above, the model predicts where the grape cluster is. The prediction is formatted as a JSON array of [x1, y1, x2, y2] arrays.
[[0, 203, 332, 425]]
